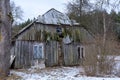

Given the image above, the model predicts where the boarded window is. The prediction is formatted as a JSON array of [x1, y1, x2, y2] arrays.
[[78, 46, 85, 59], [33, 43, 44, 59]]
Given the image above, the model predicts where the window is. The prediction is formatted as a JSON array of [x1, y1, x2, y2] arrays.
[[56, 27, 62, 34], [33, 43, 44, 59], [56, 27, 64, 38], [77, 46, 85, 59]]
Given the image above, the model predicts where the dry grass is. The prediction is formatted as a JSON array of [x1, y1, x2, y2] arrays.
[[6, 74, 22, 80], [83, 34, 118, 76]]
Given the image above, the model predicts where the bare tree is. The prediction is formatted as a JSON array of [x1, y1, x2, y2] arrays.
[[10, 1, 23, 25], [66, 0, 91, 23], [93, 0, 120, 75], [0, 0, 12, 78]]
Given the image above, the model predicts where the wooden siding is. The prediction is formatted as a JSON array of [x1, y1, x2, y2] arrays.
[[17, 24, 58, 40], [11, 40, 85, 68], [45, 41, 59, 67], [11, 40, 60, 68], [12, 40, 34, 69], [63, 43, 80, 66]]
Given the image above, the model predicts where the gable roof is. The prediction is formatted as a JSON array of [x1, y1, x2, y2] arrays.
[[37, 8, 79, 25]]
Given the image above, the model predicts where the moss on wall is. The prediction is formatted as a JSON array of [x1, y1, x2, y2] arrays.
[[19, 24, 86, 43]]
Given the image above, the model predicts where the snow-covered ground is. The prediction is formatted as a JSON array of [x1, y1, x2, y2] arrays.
[[10, 66, 120, 80], [8, 56, 120, 80]]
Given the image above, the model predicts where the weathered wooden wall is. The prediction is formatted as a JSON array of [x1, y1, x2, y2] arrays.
[[11, 40, 34, 69], [11, 40, 86, 68], [45, 41, 59, 67], [11, 40, 60, 68], [45, 41, 83, 66], [17, 23, 68, 40], [63, 43, 81, 66]]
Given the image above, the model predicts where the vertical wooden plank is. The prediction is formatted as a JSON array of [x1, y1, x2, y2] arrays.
[[21, 41, 24, 68], [15, 41, 18, 68], [47, 42, 50, 66], [26, 41, 29, 68], [68, 45, 70, 65], [19, 41, 22, 68], [50, 41, 53, 66], [63, 44, 65, 65], [73, 44, 76, 64], [31, 41, 33, 66], [29, 41, 31, 66], [17, 41, 20, 68], [31, 41, 34, 66], [14, 41, 17, 68], [23, 41, 25, 68], [55, 41, 57, 64], [24, 41, 27, 68], [28, 41, 31, 67], [57, 42, 59, 65], [27, 41, 31, 67], [25, 41, 27, 67], [51, 41, 53, 66], [52, 41, 56, 66], [54, 42, 56, 64], [27, 41, 30, 68], [67, 45, 69, 65], [75, 44, 79, 65]]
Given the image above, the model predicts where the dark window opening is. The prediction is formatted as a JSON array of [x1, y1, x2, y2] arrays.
[[78, 47, 80, 59], [81, 47, 84, 58], [56, 27, 62, 34], [56, 27, 64, 38], [78, 46, 84, 59]]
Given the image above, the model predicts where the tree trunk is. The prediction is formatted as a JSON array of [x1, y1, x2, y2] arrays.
[[79, 0, 82, 22], [0, 0, 11, 78]]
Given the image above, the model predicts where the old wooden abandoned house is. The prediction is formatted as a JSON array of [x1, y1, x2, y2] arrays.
[[11, 8, 95, 69]]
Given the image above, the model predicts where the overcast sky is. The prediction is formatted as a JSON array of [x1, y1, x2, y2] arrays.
[[11, 0, 70, 21]]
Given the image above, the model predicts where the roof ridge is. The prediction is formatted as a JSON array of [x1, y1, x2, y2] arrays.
[[42, 8, 64, 17]]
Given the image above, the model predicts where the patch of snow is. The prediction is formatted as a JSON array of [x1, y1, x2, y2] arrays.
[[31, 60, 45, 70], [114, 56, 120, 61], [10, 67, 120, 80]]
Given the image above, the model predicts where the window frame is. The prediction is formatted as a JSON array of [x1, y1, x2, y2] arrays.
[[77, 46, 85, 59], [33, 43, 44, 59]]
